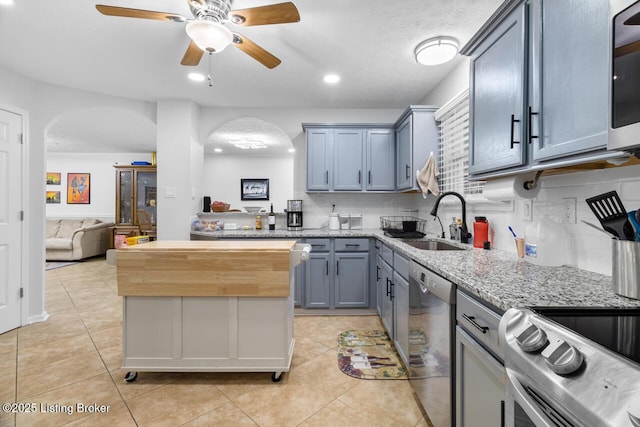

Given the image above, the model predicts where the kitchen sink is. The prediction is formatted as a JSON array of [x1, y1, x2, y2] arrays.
[[402, 239, 466, 251]]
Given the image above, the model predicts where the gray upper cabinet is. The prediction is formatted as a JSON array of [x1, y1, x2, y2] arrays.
[[394, 106, 439, 191], [306, 128, 332, 191], [366, 129, 395, 191], [304, 124, 395, 192], [529, 0, 609, 161], [333, 129, 364, 191], [468, 3, 527, 175], [463, 0, 611, 178]]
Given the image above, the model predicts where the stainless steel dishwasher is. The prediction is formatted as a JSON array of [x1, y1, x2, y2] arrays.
[[408, 260, 456, 427]]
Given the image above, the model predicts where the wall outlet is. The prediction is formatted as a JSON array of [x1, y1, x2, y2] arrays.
[[522, 200, 533, 221], [562, 198, 577, 224]]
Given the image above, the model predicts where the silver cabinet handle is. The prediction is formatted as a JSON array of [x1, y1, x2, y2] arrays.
[[462, 313, 489, 334]]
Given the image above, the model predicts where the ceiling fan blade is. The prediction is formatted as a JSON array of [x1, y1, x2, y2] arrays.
[[181, 40, 205, 66], [624, 12, 640, 25], [229, 2, 300, 26], [233, 34, 281, 69], [95, 5, 186, 22], [615, 40, 640, 58]]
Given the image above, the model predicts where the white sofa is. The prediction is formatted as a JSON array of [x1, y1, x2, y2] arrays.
[[46, 218, 115, 261]]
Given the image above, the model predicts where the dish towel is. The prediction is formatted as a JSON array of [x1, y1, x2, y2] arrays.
[[416, 152, 440, 199]]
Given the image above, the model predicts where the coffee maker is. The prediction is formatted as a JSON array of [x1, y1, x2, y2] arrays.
[[286, 200, 303, 231]]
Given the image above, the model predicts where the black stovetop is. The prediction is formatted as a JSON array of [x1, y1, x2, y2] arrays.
[[531, 307, 640, 366]]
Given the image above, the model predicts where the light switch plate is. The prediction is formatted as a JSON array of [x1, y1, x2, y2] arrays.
[[164, 186, 176, 198]]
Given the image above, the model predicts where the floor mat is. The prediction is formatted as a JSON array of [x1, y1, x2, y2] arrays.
[[337, 329, 407, 380], [45, 261, 78, 270]]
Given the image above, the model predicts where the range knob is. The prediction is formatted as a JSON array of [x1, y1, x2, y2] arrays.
[[514, 323, 548, 352], [541, 338, 584, 375], [628, 394, 640, 427]]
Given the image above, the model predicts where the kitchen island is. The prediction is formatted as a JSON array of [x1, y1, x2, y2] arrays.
[[115, 240, 308, 382]]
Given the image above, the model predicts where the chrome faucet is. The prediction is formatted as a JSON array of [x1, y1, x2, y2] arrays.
[[429, 191, 472, 244]]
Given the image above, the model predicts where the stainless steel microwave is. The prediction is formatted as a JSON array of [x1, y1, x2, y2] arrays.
[[610, 0, 640, 153]]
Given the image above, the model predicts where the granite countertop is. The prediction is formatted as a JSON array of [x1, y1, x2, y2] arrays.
[[190, 228, 640, 312]]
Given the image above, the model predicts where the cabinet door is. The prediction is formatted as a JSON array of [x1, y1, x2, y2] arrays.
[[334, 253, 369, 308], [293, 263, 304, 307], [469, 3, 527, 175], [116, 169, 133, 225], [379, 259, 394, 339], [530, 0, 609, 161], [306, 129, 332, 191], [396, 116, 413, 190], [455, 327, 505, 427], [333, 129, 364, 191], [136, 171, 157, 224], [393, 271, 409, 365], [304, 252, 332, 308], [366, 129, 395, 191]]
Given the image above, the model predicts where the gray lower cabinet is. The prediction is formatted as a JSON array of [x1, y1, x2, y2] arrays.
[[455, 327, 505, 427], [455, 291, 505, 427], [293, 262, 305, 307], [334, 252, 369, 308], [378, 255, 394, 338], [304, 238, 371, 309], [392, 270, 409, 364]]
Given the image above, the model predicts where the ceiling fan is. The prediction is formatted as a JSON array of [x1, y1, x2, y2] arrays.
[[95, 0, 300, 68]]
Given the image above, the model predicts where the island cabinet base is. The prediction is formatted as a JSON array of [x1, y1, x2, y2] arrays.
[[122, 295, 294, 377]]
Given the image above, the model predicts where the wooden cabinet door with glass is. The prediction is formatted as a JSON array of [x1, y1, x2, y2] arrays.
[[114, 165, 157, 237]]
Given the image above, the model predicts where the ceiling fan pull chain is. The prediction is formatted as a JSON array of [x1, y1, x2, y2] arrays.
[[207, 52, 213, 87]]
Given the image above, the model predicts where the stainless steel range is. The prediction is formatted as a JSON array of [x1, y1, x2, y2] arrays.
[[499, 307, 640, 426]]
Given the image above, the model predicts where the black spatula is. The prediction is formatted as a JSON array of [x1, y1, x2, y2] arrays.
[[585, 191, 635, 240]]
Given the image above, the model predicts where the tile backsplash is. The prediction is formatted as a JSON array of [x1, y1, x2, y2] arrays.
[[298, 164, 640, 276]]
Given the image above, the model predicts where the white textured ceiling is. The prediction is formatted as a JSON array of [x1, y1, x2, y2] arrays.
[[0, 0, 502, 153]]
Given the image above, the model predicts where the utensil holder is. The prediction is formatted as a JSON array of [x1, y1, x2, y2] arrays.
[[612, 240, 640, 300]]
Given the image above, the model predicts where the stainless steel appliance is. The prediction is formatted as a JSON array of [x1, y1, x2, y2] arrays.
[[500, 307, 640, 426], [408, 260, 456, 426], [609, 0, 640, 153], [286, 199, 303, 231]]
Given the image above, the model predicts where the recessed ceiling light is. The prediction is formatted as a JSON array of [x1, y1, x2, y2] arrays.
[[324, 74, 340, 84], [213, 148, 223, 153], [415, 36, 459, 66], [0, 0, 15, 6], [288, 148, 296, 153], [188, 72, 205, 82]]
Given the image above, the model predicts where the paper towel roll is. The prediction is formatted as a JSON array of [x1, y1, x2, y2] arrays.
[[482, 175, 540, 201]]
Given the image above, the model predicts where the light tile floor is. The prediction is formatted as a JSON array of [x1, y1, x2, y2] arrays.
[[0, 257, 430, 426]]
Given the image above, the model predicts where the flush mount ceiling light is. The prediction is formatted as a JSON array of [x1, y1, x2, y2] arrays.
[[185, 20, 233, 52], [414, 36, 459, 66]]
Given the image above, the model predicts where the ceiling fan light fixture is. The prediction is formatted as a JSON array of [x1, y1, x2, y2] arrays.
[[415, 36, 459, 66], [186, 20, 233, 52], [188, 72, 206, 82]]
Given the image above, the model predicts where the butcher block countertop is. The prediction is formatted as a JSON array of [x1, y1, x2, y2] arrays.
[[116, 240, 297, 297]]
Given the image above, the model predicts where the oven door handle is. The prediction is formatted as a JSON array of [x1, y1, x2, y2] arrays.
[[505, 368, 556, 427]]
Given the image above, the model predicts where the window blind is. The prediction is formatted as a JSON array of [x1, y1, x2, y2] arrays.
[[434, 90, 484, 196]]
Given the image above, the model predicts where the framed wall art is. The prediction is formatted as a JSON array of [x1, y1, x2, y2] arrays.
[[46, 172, 61, 185], [46, 191, 60, 204], [67, 173, 90, 204], [241, 178, 269, 201]]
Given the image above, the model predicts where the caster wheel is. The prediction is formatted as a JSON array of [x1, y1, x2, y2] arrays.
[[271, 372, 283, 382], [124, 371, 138, 383]]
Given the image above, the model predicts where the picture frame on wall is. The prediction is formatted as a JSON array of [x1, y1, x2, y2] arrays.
[[240, 178, 269, 201], [46, 191, 60, 204], [67, 173, 90, 204], [46, 172, 61, 185]]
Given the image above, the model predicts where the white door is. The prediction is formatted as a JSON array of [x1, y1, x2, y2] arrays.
[[0, 109, 23, 333]]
